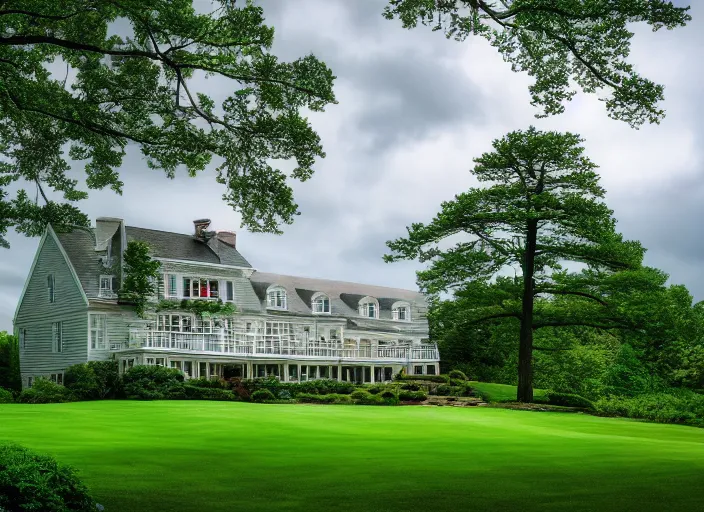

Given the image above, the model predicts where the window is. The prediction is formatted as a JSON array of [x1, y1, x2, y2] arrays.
[[166, 274, 178, 297], [52, 322, 62, 353], [50, 373, 63, 385], [99, 275, 116, 298], [90, 314, 107, 350], [226, 281, 234, 301], [426, 365, 436, 375], [312, 293, 330, 314], [157, 314, 193, 332], [414, 365, 424, 375], [18, 329, 25, 350], [392, 302, 411, 321], [265, 322, 292, 336], [358, 297, 379, 319], [27, 376, 33, 388], [182, 278, 219, 299], [47, 274, 55, 303], [329, 328, 340, 341], [267, 287, 287, 309]]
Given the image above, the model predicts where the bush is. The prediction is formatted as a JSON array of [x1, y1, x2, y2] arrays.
[[396, 374, 449, 384], [351, 389, 372, 400], [436, 384, 452, 396], [400, 382, 421, 391], [277, 389, 292, 400], [122, 365, 185, 400], [593, 392, 704, 426], [449, 369, 468, 381], [546, 391, 594, 409], [188, 377, 226, 389], [293, 379, 357, 395], [0, 443, 97, 511], [183, 385, 234, 401], [380, 389, 397, 399], [296, 393, 351, 404], [0, 388, 13, 404], [18, 378, 74, 404], [399, 390, 428, 402], [251, 389, 276, 402], [64, 360, 122, 400]]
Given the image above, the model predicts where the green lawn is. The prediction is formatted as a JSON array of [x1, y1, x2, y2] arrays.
[[469, 381, 547, 402], [1, 402, 704, 512]]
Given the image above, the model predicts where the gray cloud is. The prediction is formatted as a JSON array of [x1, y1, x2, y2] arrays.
[[3, 0, 704, 331]]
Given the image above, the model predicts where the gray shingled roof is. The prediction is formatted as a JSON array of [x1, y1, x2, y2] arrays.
[[55, 228, 104, 298], [126, 226, 252, 268], [249, 271, 426, 318]]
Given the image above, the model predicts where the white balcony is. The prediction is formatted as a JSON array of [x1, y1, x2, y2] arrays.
[[121, 330, 439, 362]]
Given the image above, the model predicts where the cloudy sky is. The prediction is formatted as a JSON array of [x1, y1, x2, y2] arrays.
[[1, 1, 702, 331]]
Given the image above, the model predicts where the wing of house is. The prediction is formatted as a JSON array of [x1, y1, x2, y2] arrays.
[[14, 217, 438, 388]]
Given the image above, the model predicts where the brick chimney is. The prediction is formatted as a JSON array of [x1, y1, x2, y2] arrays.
[[216, 230, 236, 248], [193, 219, 211, 239]]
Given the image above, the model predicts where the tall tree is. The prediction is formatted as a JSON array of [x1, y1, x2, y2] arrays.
[[0, 331, 21, 391], [384, 127, 646, 402], [0, 0, 336, 248], [384, 0, 691, 128]]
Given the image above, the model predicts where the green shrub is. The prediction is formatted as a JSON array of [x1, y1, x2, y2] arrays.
[[188, 377, 226, 389], [64, 360, 122, 400], [351, 389, 372, 401], [546, 391, 594, 409], [399, 390, 428, 402], [0, 443, 97, 511], [380, 389, 397, 399], [396, 374, 449, 383], [436, 384, 452, 395], [400, 382, 421, 391], [366, 385, 383, 395], [122, 365, 185, 400], [183, 385, 234, 401], [593, 392, 704, 425], [295, 393, 352, 404], [277, 389, 292, 400], [17, 378, 74, 404], [449, 369, 468, 381], [251, 389, 276, 402], [0, 388, 13, 403]]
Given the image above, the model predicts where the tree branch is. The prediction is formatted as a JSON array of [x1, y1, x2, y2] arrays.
[[535, 288, 609, 307]]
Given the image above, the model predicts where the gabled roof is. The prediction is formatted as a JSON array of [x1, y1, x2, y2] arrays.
[[249, 271, 426, 318], [125, 226, 252, 268]]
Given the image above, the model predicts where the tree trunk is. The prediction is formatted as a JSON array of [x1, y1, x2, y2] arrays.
[[517, 220, 538, 402]]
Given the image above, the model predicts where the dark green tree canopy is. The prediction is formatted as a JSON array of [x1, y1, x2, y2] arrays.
[[0, 0, 337, 248], [384, 0, 691, 128]]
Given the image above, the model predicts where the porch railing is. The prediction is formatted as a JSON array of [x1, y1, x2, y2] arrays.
[[122, 330, 439, 361]]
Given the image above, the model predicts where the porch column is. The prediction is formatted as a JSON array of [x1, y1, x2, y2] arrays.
[[370, 365, 375, 384], [337, 363, 342, 382], [247, 361, 253, 380], [284, 363, 289, 382]]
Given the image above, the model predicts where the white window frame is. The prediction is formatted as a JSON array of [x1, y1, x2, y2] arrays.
[[166, 274, 178, 298], [89, 313, 107, 350], [225, 281, 235, 302], [311, 293, 331, 314], [358, 296, 379, 319], [99, 275, 116, 298], [265, 321, 292, 337], [52, 322, 63, 353], [19, 328, 26, 350], [183, 277, 219, 299], [47, 274, 55, 303], [266, 286, 287, 310], [50, 373, 64, 385], [392, 301, 411, 322]]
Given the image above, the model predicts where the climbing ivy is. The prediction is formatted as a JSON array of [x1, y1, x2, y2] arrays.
[[157, 299, 236, 318]]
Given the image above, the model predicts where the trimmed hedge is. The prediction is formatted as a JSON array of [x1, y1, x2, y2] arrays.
[[545, 391, 594, 409], [396, 374, 449, 384], [448, 370, 468, 381], [295, 393, 352, 404], [122, 365, 185, 400], [188, 377, 226, 389], [0, 443, 98, 511], [183, 385, 235, 401], [251, 389, 276, 402], [0, 388, 13, 404], [399, 390, 428, 402], [17, 378, 74, 404], [64, 360, 122, 400], [593, 392, 704, 426]]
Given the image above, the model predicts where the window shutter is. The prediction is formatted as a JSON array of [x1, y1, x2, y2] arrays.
[[111, 276, 119, 294]]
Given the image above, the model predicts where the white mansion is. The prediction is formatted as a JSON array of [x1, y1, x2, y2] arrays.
[[14, 217, 439, 387]]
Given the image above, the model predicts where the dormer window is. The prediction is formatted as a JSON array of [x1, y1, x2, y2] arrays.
[[183, 278, 219, 299], [392, 301, 411, 321], [267, 286, 287, 310], [358, 297, 379, 319], [99, 275, 117, 298], [312, 293, 330, 314]]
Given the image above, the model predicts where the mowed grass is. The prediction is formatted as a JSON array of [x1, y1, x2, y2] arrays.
[[2, 402, 704, 512], [469, 381, 547, 402]]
